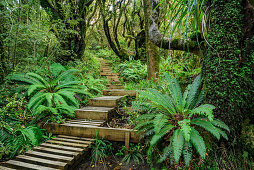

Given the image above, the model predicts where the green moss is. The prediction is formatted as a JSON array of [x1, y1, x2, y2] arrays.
[[204, 0, 254, 134]]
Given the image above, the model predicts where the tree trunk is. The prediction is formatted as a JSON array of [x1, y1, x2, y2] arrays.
[[144, 0, 160, 80], [204, 0, 254, 135]]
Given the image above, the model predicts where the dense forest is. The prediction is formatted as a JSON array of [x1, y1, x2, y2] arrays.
[[0, 0, 253, 169]]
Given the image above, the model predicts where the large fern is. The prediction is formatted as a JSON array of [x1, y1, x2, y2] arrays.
[[134, 73, 229, 167], [7, 66, 92, 122]]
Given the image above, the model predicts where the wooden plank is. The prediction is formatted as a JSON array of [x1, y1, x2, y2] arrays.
[[25, 150, 74, 164], [88, 96, 123, 107], [33, 146, 80, 157], [64, 122, 103, 126], [51, 137, 93, 144], [125, 132, 130, 155], [46, 140, 89, 148], [39, 143, 84, 152], [15, 155, 68, 170], [41, 123, 140, 143], [0, 166, 16, 170], [4, 160, 58, 170], [75, 108, 110, 120], [102, 89, 136, 96], [57, 135, 95, 141]]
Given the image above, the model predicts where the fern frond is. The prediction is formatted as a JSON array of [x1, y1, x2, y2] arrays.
[[150, 124, 174, 146], [185, 74, 202, 110], [191, 118, 221, 140], [183, 141, 192, 167], [190, 104, 215, 121], [28, 92, 46, 110], [190, 127, 206, 159], [164, 74, 183, 112], [54, 68, 79, 83], [28, 84, 45, 96], [211, 119, 230, 132], [26, 73, 49, 87], [172, 129, 184, 164], [57, 90, 79, 108], [154, 113, 169, 134], [178, 119, 191, 142], [159, 144, 173, 163], [55, 81, 82, 90]]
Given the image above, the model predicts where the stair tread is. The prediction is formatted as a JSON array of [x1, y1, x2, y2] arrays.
[[77, 106, 114, 112], [40, 143, 84, 152], [46, 140, 89, 148], [51, 137, 93, 144], [57, 135, 94, 141], [4, 160, 58, 170], [33, 146, 80, 156], [90, 96, 123, 100], [16, 155, 67, 168], [26, 150, 74, 163], [0, 166, 16, 170]]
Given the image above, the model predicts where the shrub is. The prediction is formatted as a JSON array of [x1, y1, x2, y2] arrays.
[[133, 74, 229, 167]]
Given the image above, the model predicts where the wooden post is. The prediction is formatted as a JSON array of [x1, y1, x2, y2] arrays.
[[124, 131, 130, 155]]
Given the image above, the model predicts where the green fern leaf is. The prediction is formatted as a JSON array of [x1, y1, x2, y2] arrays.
[[57, 90, 79, 108], [190, 127, 206, 159], [27, 84, 45, 96], [183, 141, 192, 167], [185, 74, 202, 110], [178, 119, 191, 142], [191, 118, 221, 140], [164, 74, 183, 112], [190, 104, 215, 121], [172, 129, 184, 164], [159, 145, 172, 163], [26, 73, 49, 87], [211, 119, 230, 132]]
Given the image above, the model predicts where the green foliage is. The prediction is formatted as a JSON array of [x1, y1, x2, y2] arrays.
[[0, 124, 48, 160], [90, 135, 113, 164], [7, 64, 91, 122], [241, 120, 254, 157], [133, 74, 229, 167], [116, 56, 147, 83], [204, 0, 254, 133], [116, 143, 144, 165]]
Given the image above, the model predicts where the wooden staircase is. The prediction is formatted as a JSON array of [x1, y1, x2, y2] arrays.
[[0, 58, 137, 170]]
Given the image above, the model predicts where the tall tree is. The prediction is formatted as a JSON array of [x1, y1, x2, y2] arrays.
[[40, 0, 96, 61]]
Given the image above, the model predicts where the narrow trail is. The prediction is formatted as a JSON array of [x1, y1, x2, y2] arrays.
[[0, 58, 137, 170]]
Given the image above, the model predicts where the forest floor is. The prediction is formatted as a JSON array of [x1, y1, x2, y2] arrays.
[[75, 142, 148, 170]]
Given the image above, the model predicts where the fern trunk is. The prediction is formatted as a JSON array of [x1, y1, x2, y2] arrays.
[[204, 0, 254, 135]]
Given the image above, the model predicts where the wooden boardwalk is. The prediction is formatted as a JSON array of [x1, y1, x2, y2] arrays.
[[0, 58, 138, 169]]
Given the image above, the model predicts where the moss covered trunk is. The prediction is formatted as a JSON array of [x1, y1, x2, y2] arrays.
[[204, 0, 254, 135]]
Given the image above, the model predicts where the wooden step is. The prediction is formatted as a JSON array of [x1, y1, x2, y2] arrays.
[[0, 166, 16, 170], [75, 106, 115, 120], [33, 146, 80, 157], [1, 135, 94, 170], [102, 89, 137, 96], [25, 150, 74, 164], [3, 160, 58, 170], [107, 84, 124, 89], [15, 155, 68, 170], [41, 123, 140, 143], [88, 96, 123, 107], [100, 72, 119, 76]]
